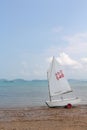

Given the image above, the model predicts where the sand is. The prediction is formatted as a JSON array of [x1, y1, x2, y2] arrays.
[[0, 105, 87, 130]]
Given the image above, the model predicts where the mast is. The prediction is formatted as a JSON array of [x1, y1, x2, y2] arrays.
[[47, 73, 52, 101], [47, 56, 54, 101]]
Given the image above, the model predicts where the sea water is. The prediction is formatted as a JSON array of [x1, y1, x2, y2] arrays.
[[0, 79, 87, 108]]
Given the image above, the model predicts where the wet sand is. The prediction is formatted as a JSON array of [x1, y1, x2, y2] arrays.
[[0, 105, 87, 130]]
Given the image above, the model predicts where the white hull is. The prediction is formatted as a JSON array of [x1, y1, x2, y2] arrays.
[[46, 97, 81, 107]]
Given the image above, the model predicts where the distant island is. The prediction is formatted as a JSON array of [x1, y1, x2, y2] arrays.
[[0, 79, 47, 83], [0, 79, 87, 83]]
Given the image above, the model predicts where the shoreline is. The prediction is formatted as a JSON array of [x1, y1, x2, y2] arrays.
[[0, 103, 87, 110], [0, 105, 87, 130]]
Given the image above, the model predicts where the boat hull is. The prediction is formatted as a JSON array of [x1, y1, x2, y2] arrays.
[[46, 97, 81, 107]]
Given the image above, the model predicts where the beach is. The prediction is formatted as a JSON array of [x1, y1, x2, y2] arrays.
[[0, 105, 87, 130]]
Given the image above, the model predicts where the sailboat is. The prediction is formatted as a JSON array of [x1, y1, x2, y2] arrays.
[[46, 56, 80, 108]]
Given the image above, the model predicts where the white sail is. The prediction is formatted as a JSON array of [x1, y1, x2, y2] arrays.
[[47, 57, 72, 97]]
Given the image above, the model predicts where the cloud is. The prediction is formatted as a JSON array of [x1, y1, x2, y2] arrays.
[[63, 33, 87, 43], [80, 57, 87, 72], [56, 53, 87, 78], [47, 53, 82, 69], [81, 57, 87, 63], [56, 53, 79, 66], [46, 32, 87, 60], [63, 33, 87, 55]]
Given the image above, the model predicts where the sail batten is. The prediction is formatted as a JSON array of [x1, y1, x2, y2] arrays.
[[51, 90, 73, 97], [48, 57, 72, 97]]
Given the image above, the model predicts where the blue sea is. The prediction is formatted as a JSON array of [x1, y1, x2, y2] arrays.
[[0, 79, 87, 108]]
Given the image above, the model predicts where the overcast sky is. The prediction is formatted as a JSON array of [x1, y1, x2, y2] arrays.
[[0, 0, 87, 80]]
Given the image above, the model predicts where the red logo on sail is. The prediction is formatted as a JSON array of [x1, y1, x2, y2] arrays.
[[55, 70, 64, 80]]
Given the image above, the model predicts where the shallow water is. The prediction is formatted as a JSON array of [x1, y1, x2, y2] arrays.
[[0, 79, 87, 108]]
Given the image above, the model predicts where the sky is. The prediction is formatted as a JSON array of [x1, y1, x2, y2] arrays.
[[0, 0, 87, 80]]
